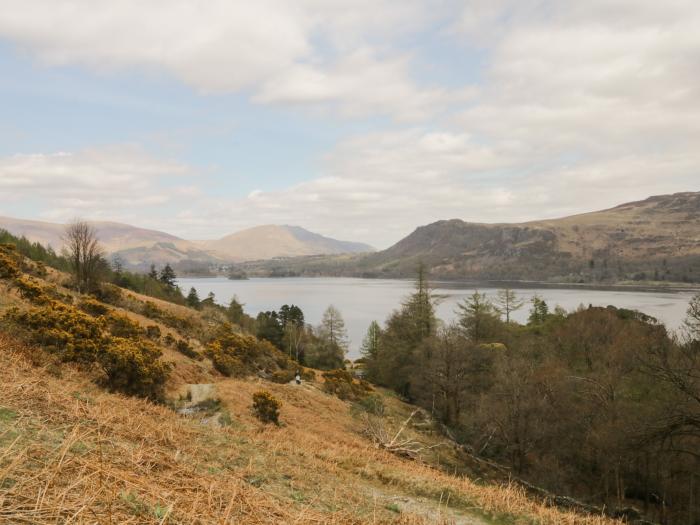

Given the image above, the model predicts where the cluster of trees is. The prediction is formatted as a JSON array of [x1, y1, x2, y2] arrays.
[[253, 304, 348, 370], [182, 286, 351, 371], [361, 267, 700, 524]]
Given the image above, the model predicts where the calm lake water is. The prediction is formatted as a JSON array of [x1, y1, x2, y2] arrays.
[[177, 277, 698, 358]]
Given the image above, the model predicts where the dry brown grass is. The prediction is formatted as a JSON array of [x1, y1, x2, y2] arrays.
[[0, 334, 457, 524], [0, 271, 627, 525], [0, 332, 624, 525]]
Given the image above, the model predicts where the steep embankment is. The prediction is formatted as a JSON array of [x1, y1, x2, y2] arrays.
[[357, 191, 700, 282]]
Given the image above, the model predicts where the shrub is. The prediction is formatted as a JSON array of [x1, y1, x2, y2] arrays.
[[0, 244, 21, 280], [5, 300, 106, 362], [353, 393, 385, 416], [13, 275, 49, 303], [145, 325, 161, 341], [105, 312, 142, 339], [301, 369, 316, 381], [92, 283, 123, 305], [270, 369, 296, 384], [142, 301, 163, 320], [205, 330, 289, 377], [4, 298, 171, 400], [99, 338, 169, 400], [207, 341, 244, 376], [140, 300, 196, 334], [33, 261, 48, 277], [78, 297, 111, 317], [175, 339, 200, 360], [322, 369, 373, 401], [270, 368, 315, 384], [252, 390, 280, 425]]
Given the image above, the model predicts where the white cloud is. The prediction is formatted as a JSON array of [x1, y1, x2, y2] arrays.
[[0, 0, 458, 120], [1, 1, 699, 248], [0, 147, 190, 222]]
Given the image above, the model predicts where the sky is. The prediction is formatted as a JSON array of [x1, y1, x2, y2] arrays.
[[0, 0, 698, 248]]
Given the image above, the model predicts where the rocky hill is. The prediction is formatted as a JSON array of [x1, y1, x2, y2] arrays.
[[355, 192, 700, 283]]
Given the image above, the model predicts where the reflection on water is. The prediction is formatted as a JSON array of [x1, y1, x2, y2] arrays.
[[177, 277, 697, 358]]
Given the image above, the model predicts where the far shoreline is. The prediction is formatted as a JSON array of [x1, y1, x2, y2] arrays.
[[177, 274, 700, 295]]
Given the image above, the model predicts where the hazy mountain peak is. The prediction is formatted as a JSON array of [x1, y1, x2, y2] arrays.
[[200, 224, 374, 262]]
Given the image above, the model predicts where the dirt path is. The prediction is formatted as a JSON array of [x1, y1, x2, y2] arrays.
[[371, 487, 492, 524]]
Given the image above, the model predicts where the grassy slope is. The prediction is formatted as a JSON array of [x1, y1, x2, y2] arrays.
[[0, 273, 622, 524]]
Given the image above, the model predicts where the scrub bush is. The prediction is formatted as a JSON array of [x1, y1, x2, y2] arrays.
[[322, 369, 373, 401], [99, 338, 169, 400], [252, 390, 280, 425]]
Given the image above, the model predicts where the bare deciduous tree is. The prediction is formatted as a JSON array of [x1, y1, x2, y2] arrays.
[[63, 220, 104, 293], [495, 288, 524, 323]]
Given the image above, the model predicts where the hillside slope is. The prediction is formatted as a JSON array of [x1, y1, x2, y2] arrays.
[[197, 225, 374, 262], [0, 249, 618, 524], [357, 192, 700, 282]]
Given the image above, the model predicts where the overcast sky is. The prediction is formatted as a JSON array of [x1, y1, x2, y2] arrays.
[[0, 1, 698, 248]]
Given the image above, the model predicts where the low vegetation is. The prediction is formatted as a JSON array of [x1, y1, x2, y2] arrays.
[[252, 390, 281, 425], [0, 231, 696, 524]]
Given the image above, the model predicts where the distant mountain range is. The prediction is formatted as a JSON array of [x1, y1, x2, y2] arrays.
[[3, 191, 699, 283], [239, 192, 700, 284], [0, 217, 374, 269], [194, 225, 374, 262]]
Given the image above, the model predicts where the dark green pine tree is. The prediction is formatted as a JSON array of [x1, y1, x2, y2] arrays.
[[159, 263, 177, 288], [186, 287, 200, 309]]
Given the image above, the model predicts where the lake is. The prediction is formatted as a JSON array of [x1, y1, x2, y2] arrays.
[[176, 277, 698, 358]]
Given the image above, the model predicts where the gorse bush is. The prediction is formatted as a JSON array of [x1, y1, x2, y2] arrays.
[[252, 390, 281, 425], [105, 312, 142, 339], [5, 299, 169, 400], [78, 297, 111, 317], [5, 300, 105, 363], [13, 275, 49, 303], [174, 338, 200, 359], [145, 324, 161, 341], [353, 393, 385, 416], [98, 337, 169, 400], [205, 329, 292, 377], [140, 300, 197, 335], [0, 244, 21, 279], [322, 369, 373, 401], [270, 369, 295, 384]]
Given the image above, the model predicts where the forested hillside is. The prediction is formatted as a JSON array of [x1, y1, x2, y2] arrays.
[[360, 269, 700, 524]]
